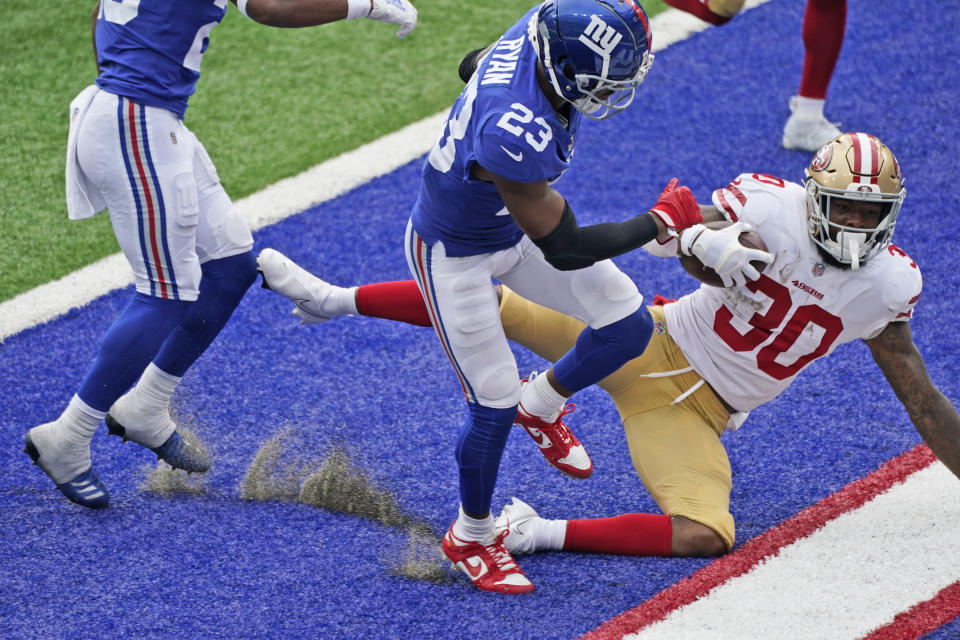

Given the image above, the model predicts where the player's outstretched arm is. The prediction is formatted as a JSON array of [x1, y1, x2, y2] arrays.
[[487, 172, 702, 271], [234, 0, 417, 37], [866, 321, 960, 481]]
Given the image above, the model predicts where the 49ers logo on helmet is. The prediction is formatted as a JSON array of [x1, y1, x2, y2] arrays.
[[810, 144, 832, 171]]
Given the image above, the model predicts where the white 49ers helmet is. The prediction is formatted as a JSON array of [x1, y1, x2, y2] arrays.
[[805, 132, 905, 269]]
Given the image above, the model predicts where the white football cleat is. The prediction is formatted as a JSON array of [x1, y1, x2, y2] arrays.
[[782, 96, 842, 152], [257, 248, 353, 324], [494, 497, 542, 555]]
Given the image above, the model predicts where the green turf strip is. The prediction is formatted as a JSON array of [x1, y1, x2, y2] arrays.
[[0, 0, 667, 302]]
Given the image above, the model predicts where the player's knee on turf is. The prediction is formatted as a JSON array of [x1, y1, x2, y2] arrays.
[[709, 0, 745, 18], [670, 516, 728, 557]]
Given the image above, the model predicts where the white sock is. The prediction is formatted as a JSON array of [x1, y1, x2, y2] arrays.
[[537, 518, 569, 552], [793, 95, 827, 120], [310, 282, 358, 317], [133, 363, 181, 414], [337, 285, 360, 316], [61, 395, 105, 444], [519, 371, 566, 422], [453, 505, 494, 542], [30, 395, 104, 482]]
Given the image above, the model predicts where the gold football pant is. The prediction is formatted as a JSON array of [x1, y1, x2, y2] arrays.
[[499, 286, 736, 550]]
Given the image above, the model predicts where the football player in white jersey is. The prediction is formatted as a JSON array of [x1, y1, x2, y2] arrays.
[[261, 0, 769, 593], [661, 0, 846, 152], [257, 132, 960, 561], [24, 0, 417, 510]]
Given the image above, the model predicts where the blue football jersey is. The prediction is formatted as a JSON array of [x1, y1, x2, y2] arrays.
[[412, 7, 580, 257], [95, 0, 228, 119]]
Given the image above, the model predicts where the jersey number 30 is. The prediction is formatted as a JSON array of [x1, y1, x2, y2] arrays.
[[714, 274, 843, 380]]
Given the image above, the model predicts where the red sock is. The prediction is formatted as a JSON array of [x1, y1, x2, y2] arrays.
[[564, 513, 673, 556], [662, 0, 732, 26], [355, 281, 432, 327], [799, 0, 847, 98]]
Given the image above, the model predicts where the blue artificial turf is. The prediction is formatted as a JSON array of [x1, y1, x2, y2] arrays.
[[3, 0, 959, 637]]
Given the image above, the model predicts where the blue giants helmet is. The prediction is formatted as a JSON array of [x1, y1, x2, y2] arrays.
[[528, 0, 654, 120]]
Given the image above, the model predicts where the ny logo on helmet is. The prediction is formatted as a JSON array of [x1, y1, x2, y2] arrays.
[[579, 15, 622, 60]]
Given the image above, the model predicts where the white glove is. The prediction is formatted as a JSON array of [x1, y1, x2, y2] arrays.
[[369, 0, 418, 38], [680, 221, 774, 287]]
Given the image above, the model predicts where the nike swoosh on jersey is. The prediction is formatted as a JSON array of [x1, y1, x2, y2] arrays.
[[500, 145, 523, 162]]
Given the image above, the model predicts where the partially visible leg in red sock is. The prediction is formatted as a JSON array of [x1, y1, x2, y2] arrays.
[[355, 281, 432, 327], [663, 0, 736, 26], [564, 513, 673, 556], [799, 0, 847, 98]]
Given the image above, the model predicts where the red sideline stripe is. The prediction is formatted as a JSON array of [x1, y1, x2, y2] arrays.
[[580, 444, 938, 640], [861, 581, 960, 640]]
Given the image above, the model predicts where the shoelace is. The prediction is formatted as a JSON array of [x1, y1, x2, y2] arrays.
[[485, 530, 519, 572], [541, 404, 577, 448]]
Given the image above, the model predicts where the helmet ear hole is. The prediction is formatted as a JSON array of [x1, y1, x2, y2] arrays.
[[558, 59, 575, 82]]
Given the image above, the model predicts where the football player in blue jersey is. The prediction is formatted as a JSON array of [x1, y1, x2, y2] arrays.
[[24, 0, 418, 510], [260, 0, 770, 593]]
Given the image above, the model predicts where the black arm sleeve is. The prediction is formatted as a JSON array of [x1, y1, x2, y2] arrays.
[[531, 201, 661, 271], [458, 47, 486, 83]]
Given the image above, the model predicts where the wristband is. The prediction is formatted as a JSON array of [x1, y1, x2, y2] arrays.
[[237, 0, 250, 17], [679, 224, 706, 256], [346, 0, 372, 20]]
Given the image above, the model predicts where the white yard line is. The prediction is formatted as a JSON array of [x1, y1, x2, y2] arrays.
[[627, 462, 960, 640], [0, 1, 770, 342]]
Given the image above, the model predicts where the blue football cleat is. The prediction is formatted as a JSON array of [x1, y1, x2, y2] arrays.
[[152, 431, 210, 473], [106, 413, 210, 473], [24, 434, 110, 509]]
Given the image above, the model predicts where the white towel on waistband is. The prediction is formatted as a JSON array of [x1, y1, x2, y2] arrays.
[[65, 85, 106, 220]]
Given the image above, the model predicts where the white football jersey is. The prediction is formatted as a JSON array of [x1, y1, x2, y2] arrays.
[[664, 172, 923, 412]]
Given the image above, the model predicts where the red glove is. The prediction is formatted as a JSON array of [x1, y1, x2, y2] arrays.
[[648, 178, 702, 232]]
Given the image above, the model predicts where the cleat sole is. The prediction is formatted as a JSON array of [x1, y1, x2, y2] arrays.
[[257, 269, 274, 291], [23, 434, 40, 465], [104, 413, 129, 442]]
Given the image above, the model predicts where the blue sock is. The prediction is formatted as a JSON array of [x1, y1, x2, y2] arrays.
[[553, 305, 653, 393], [153, 251, 258, 377], [456, 404, 516, 516], [77, 292, 192, 412]]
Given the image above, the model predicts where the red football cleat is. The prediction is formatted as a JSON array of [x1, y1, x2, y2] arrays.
[[515, 403, 593, 479], [442, 525, 534, 594]]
